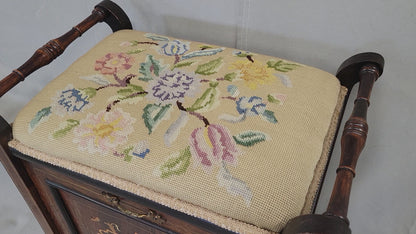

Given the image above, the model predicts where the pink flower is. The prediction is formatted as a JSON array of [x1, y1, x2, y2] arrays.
[[73, 108, 136, 154], [95, 52, 134, 75], [189, 124, 241, 171]]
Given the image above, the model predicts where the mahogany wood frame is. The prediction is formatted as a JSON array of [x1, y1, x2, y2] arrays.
[[0, 1, 384, 233]]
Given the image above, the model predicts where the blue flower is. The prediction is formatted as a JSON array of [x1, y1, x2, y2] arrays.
[[236, 96, 266, 116], [160, 40, 189, 56], [131, 141, 150, 159], [52, 85, 90, 116]]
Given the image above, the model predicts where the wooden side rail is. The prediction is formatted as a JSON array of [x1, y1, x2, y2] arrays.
[[283, 52, 384, 234], [0, 0, 132, 98], [0, 1, 132, 233]]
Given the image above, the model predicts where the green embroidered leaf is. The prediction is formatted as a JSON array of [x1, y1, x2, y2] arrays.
[[267, 94, 281, 104], [233, 131, 268, 147], [127, 49, 145, 54], [139, 55, 164, 81], [159, 146, 191, 179], [80, 87, 97, 99], [130, 40, 139, 46], [142, 103, 172, 134], [29, 107, 51, 131], [144, 33, 169, 41], [123, 146, 134, 162], [52, 119, 80, 139], [117, 88, 133, 96], [224, 72, 237, 81], [117, 84, 146, 99], [131, 84, 145, 91], [182, 48, 224, 60], [195, 57, 223, 75], [172, 61, 195, 70], [267, 60, 300, 72], [262, 110, 278, 123], [236, 53, 250, 58], [200, 45, 213, 50], [233, 51, 254, 58], [187, 82, 218, 112]]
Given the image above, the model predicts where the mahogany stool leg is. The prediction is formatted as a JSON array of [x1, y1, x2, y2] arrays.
[[282, 52, 384, 234]]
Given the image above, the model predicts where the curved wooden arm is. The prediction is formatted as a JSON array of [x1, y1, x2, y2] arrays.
[[0, 0, 132, 97], [283, 52, 384, 234]]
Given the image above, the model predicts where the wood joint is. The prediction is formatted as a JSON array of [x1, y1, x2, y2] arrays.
[[42, 40, 64, 59], [92, 8, 107, 23], [359, 64, 380, 78], [336, 166, 356, 178], [343, 118, 368, 139], [12, 69, 25, 81]]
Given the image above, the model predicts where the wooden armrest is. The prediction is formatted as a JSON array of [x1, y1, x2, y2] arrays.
[[283, 52, 385, 234], [0, 1, 131, 232], [0, 0, 132, 97]]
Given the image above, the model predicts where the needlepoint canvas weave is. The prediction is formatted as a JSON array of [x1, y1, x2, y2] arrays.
[[10, 30, 346, 233]]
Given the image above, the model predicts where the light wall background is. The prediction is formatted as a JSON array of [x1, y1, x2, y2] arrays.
[[0, 0, 415, 233]]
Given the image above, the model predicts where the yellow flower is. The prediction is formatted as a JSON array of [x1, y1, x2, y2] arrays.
[[231, 60, 275, 89]]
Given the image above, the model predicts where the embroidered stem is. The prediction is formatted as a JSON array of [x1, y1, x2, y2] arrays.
[[96, 74, 136, 91], [106, 101, 120, 112], [201, 77, 228, 83], [246, 55, 254, 63], [222, 96, 237, 101], [96, 83, 122, 91], [138, 41, 159, 45], [113, 151, 124, 157], [174, 54, 180, 65], [176, 101, 210, 126], [122, 74, 136, 84], [113, 73, 124, 84], [106, 91, 148, 112]]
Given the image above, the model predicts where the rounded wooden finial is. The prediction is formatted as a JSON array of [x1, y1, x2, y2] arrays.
[[95, 0, 133, 32], [336, 52, 384, 88]]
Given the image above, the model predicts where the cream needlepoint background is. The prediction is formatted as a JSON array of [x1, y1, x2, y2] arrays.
[[11, 30, 344, 233]]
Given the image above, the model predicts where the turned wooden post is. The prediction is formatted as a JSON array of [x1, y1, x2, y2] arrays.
[[0, 0, 132, 97], [283, 52, 384, 234], [324, 64, 379, 222]]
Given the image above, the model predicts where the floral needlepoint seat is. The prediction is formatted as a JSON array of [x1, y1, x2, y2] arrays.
[[9, 30, 347, 233]]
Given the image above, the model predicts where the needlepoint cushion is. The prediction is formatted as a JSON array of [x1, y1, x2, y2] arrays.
[[10, 30, 346, 233]]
